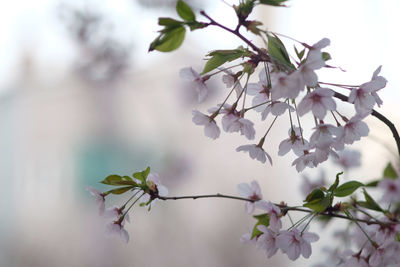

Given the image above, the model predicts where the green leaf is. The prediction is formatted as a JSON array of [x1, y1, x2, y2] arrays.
[[133, 167, 151, 183], [202, 47, 251, 74], [383, 162, 398, 179], [322, 52, 331, 61], [259, 0, 288, 7], [303, 196, 331, 212], [107, 186, 134, 195], [251, 213, 270, 239], [266, 33, 295, 70], [361, 189, 383, 211], [176, 0, 195, 22], [333, 181, 364, 197], [158, 17, 183, 28], [234, 0, 255, 20], [365, 180, 379, 187], [294, 45, 305, 60], [328, 172, 343, 192], [304, 188, 325, 202], [186, 21, 208, 31], [149, 26, 186, 52], [101, 175, 137, 186]]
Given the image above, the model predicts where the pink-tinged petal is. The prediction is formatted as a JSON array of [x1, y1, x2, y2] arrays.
[[278, 140, 292, 156], [271, 102, 290, 116], [245, 202, 255, 214], [204, 121, 220, 139], [237, 183, 253, 197], [312, 102, 327, 119], [300, 241, 312, 258], [179, 67, 198, 80], [247, 83, 262, 95], [197, 84, 208, 103], [120, 228, 130, 243], [312, 38, 330, 49], [252, 94, 269, 112]]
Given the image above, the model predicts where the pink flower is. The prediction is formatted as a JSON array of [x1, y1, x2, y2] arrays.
[[222, 113, 255, 140], [300, 171, 326, 197], [237, 180, 263, 213], [378, 179, 400, 203], [309, 123, 343, 150], [292, 151, 316, 172], [256, 225, 280, 258], [106, 221, 129, 243], [236, 144, 272, 165], [104, 205, 130, 223], [276, 228, 319, 261], [192, 110, 220, 140], [255, 200, 282, 232], [260, 101, 294, 120], [338, 115, 369, 145], [247, 69, 270, 111], [179, 67, 209, 103], [221, 69, 243, 98], [87, 186, 106, 215], [278, 127, 309, 157], [333, 149, 361, 169], [297, 88, 336, 119], [298, 38, 330, 87], [270, 71, 305, 100]]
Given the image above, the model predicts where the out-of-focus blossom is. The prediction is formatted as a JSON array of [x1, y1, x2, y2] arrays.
[[87, 186, 106, 215], [180, 67, 209, 103], [256, 225, 279, 258], [276, 228, 319, 261], [192, 110, 220, 140], [236, 144, 272, 165], [297, 88, 336, 120]]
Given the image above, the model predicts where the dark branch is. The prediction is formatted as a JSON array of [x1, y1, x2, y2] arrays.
[[333, 91, 400, 156]]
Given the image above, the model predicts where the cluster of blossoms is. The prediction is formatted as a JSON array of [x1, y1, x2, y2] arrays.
[[87, 170, 168, 243], [238, 181, 319, 261], [184, 38, 387, 172], [87, 1, 400, 266]]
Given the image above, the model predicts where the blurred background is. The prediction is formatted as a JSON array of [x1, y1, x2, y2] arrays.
[[1, 0, 399, 266]]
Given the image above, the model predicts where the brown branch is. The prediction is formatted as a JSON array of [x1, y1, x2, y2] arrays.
[[157, 193, 396, 227], [333, 91, 400, 156]]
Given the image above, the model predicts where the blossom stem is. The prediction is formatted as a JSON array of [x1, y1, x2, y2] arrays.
[[344, 210, 376, 247], [262, 116, 279, 139], [121, 189, 142, 210], [208, 63, 244, 76], [157, 194, 396, 226], [293, 100, 305, 144], [333, 90, 400, 156], [319, 81, 359, 88], [243, 100, 271, 112], [122, 192, 145, 219]]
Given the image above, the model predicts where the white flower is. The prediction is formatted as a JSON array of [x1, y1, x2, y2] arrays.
[[236, 144, 272, 165], [179, 67, 209, 103], [309, 123, 343, 150], [298, 38, 330, 87], [338, 115, 369, 145], [378, 179, 400, 203], [192, 110, 220, 140], [297, 88, 336, 120], [278, 127, 309, 157], [221, 69, 243, 98], [104, 205, 130, 223], [270, 71, 305, 100], [255, 200, 282, 232], [87, 186, 106, 215], [221, 110, 256, 140], [106, 221, 129, 243], [292, 151, 316, 172], [240, 232, 256, 245], [349, 66, 387, 114], [333, 149, 361, 169], [237, 180, 263, 213], [140, 173, 169, 207], [276, 228, 319, 261], [341, 250, 369, 267], [247, 69, 270, 111], [256, 225, 280, 258], [260, 101, 294, 120]]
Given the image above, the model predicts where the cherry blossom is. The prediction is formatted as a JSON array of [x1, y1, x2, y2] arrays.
[[292, 151, 316, 172], [309, 123, 343, 150], [333, 149, 361, 169], [236, 144, 272, 165], [278, 127, 309, 157], [192, 110, 220, 140], [298, 38, 330, 87], [270, 71, 304, 100], [87, 186, 106, 215], [247, 68, 270, 111], [378, 178, 400, 203], [255, 200, 282, 231], [256, 225, 280, 258], [221, 69, 243, 98], [276, 227, 319, 261], [297, 88, 336, 119], [237, 180, 263, 213], [105, 206, 130, 223], [338, 115, 369, 145], [106, 221, 129, 243], [300, 171, 326, 197], [260, 101, 294, 120], [179, 67, 209, 103]]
